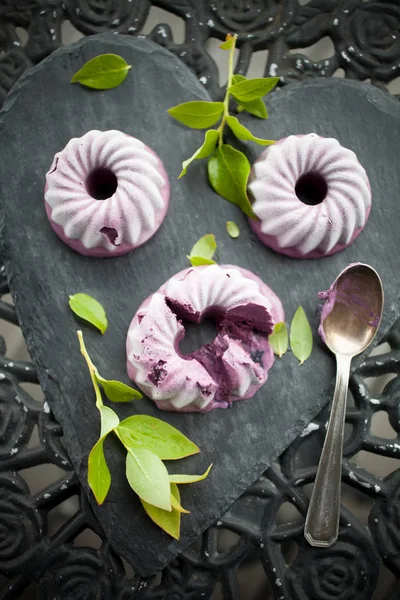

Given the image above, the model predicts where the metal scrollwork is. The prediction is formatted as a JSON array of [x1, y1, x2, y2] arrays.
[[64, 0, 151, 35], [333, 2, 400, 81], [0, 474, 45, 575], [0, 1, 400, 598], [370, 469, 400, 575], [39, 546, 117, 600], [285, 531, 379, 600]]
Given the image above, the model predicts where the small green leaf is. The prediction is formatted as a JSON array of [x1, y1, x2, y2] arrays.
[[228, 77, 279, 102], [290, 307, 313, 365], [179, 129, 219, 178], [226, 116, 275, 146], [141, 483, 181, 539], [188, 234, 217, 266], [95, 373, 142, 402], [168, 101, 224, 129], [231, 75, 268, 119], [88, 438, 111, 505], [269, 322, 289, 358], [69, 293, 108, 334], [88, 406, 119, 505], [99, 405, 120, 438], [117, 415, 200, 460], [226, 221, 240, 239], [208, 145, 256, 219], [169, 464, 212, 484], [237, 97, 268, 119], [188, 256, 216, 266], [71, 53, 131, 90], [170, 489, 190, 514], [126, 447, 171, 511]]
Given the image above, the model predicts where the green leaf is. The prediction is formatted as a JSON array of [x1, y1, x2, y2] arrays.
[[117, 415, 200, 460], [269, 322, 289, 358], [179, 129, 219, 178], [208, 145, 256, 219], [141, 483, 181, 539], [188, 256, 216, 266], [95, 373, 142, 402], [169, 464, 212, 484], [226, 116, 275, 146], [290, 306, 313, 365], [69, 293, 108, 334], [88, 438, 111, 505], [237, 97, 268, 119], [231, 75, 268, 119], [170, 488, 190, 514], [228, 77, 279, 102], [126, 447, 171, 511], [188, 234, 217, 265], [226, 221, 240, 239], [168, 101, 224, 129], [87, 406, 119, 505], [70, 53, 131, 90], [99, 405, 120, 438]]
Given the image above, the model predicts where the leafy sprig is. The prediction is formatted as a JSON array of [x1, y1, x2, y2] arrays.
[[78, 331, 211, 538], [168, 34, 278, 217]]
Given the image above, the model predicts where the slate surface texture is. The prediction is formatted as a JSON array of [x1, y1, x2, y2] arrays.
[[0, 34, 399, 575]]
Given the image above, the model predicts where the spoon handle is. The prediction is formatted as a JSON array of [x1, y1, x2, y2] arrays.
[[304, 353, 352, 547]]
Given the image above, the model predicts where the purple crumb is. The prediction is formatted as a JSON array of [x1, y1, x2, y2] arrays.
[[148, 359, 167, 386]]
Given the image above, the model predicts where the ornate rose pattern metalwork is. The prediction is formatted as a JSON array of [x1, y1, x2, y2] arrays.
[[0, 1, 400, 598]]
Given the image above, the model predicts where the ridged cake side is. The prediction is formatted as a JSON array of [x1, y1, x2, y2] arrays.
[[126, 265, 284, 412], [45, 129, 169, 256], [248, 133, 371, 259]]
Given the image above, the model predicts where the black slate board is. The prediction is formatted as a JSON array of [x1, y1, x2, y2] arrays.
[[0, 34, 400, 576]]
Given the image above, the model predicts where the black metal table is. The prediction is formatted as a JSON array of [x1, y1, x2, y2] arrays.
[[1, 2, 400, 599]]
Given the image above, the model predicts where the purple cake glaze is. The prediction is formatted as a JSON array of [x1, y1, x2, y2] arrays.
[[44, 130, 170, 257], [318, 283, 337, 345], [248, 133, 372, 259], [126, 264, 284, 412]]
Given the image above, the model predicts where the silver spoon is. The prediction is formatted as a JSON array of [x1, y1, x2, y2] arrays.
[[304, 263, 384, 548]]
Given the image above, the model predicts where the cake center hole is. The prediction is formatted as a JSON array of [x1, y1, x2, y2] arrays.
[[86, 167, 118, 200], [295, 171, 328, 206], [179, 318, 217, 355]]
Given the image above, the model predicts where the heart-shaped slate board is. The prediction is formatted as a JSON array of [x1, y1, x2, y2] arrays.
[[1, 33, 400, 576]]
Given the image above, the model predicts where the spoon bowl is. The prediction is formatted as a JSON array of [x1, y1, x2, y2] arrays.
[[322, 263, 383, 356], [304, 263, 384, 548]]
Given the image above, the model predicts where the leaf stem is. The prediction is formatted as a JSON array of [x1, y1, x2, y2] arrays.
[[77, 330, 103, 410], [218, 34, 238, 146]]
